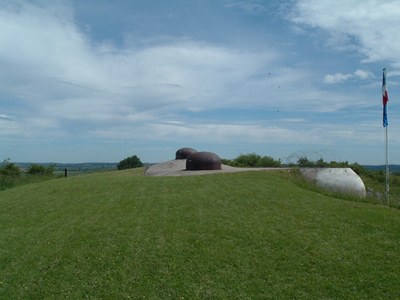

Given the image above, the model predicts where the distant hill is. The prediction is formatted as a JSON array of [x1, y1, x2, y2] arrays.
[[15, 162, 154, 168], [16, 162, 116, 168], [362, 164, 400, 172], [13, 162, 400, 174], [14, 162, 155, 175]]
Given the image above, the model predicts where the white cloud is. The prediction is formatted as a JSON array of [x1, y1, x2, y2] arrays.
[[1, 0, 394, 164], [93, 122, 324, 145], [0, 1, 285, 134], [92, 119, 388, 152], [324, 73, 353, 84], [0, 114, 13, 120], [291, 0, 400, 67], [324, 69, 374, 84], [354, 69, 374, 80], [224, 0, 269, 14], [388, 70, 400, 77], [1, 0, 361, 142], [279, 118, 306, 123], [0, 117, 21, 136]]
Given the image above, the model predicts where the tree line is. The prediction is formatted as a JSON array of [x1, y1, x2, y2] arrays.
[[2, 154, 399, 198], [0, 159, 57, 190], [222, 153, 281, 168], [0, 159, 56, 177]]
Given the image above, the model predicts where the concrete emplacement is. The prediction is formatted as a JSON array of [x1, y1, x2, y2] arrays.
[[175, 148, 197, 160], [146, 148, 367, 198], [300, 168, 366, 198], [186, 152, 222, 171]]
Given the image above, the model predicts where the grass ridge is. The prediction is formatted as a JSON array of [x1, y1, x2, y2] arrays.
[[0, 169, 399, 299]]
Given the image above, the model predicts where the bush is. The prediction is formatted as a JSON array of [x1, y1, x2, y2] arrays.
[[233, 153, 261, 167], [27, 163, 55, 176], [117, 155, 143, 170], [296, 157, 351, 169], [297, 157, 315, 167], [0, 159, 20, 177], [221, 158, 233, 165], [260, 156, 281, 167], [350, 162, 370, 177], [224, 153, 281, 168]]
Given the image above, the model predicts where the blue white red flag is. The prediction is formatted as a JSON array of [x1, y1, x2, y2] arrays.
[[382, 68, 389, 127]]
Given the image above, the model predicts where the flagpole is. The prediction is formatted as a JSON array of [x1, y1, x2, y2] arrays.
[[383, 67, 389, 205], [385, 123, 389, 205]]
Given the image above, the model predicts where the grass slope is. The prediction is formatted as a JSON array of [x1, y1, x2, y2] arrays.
[[0, 169, 399, 299]]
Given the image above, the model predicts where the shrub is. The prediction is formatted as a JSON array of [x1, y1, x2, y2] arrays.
[[260, 156, 281, 167], [350, 162, 370, 177], [296, 157, 352, 169], [233, 153, 261, 167], [224, 153, 281, 168], [297, 157, 315, 167], [0, 159, 20, 177], [221, 158, 233, 165], [27, 163, 55, 176], [117, 155, 143, 170]]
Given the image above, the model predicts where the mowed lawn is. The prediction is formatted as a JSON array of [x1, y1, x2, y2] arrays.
[[0, 168, 399, 299]]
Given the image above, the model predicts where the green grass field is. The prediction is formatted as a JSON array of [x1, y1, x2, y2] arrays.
[[1, 168, 399, 299]]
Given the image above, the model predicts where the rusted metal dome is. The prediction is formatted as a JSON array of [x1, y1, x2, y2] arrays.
[[186, 152, 222, 170], [175, 148, 197, 160]]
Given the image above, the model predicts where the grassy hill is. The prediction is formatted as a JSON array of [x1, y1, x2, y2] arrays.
[[1, 168, 399, 299], [362, 164, 400, 172]]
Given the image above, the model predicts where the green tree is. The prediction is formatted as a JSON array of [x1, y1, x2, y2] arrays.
[[316, 158, 328, 168], [27, 163, 55, 176], [260, 155, 281, 167], [0, 159, 21, 177], [224, 153, 281, 168], [350, 162, 370, 177], [297, 157, 314, 167], [221, 158, 233, 165], [117, 155, 143, 170], [233, 153, 261, 167]]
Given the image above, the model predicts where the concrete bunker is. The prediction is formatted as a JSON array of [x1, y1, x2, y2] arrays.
[[175, 148, 197, 160], [186, 152, 222, 171], [300, 168, 366, 198]]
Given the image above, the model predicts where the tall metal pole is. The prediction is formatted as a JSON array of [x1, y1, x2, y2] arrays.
[[383, 67, 389, 205], [385, 125, 389, 205]]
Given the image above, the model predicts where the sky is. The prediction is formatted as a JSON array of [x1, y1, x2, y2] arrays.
[[1, 0, 399, 164]]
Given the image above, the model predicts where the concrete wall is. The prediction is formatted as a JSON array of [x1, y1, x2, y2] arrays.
[[300, 168, 366, 198]]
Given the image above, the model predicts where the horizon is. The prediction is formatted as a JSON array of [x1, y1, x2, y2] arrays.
[[1, 0, 399, 165], [10, 159, 400, 167]]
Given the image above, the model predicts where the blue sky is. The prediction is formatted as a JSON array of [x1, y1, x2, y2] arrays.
[[1, 0, 399, 164]]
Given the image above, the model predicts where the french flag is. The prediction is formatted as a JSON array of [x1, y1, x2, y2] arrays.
[[382, 68, 389, 127]]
